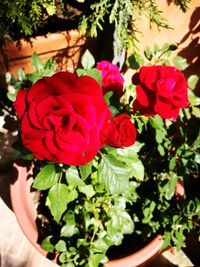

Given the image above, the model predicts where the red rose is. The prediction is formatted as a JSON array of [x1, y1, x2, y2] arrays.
[[14, 72, 112, 166], [103, 114, 137, 148], [132, 66, 188, 119], [96, 61, 124, 96]]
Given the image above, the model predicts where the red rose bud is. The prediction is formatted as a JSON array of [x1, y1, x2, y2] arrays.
[[132, 65, 188, 119], [14, 72, 112, 166], [96, 61, 124, 96], [104, 114, 137, 148]]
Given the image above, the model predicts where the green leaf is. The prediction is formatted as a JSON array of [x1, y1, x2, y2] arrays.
[[194, 154, 200, 164], [161, 43, 170, 52], [79, 185, 95, 199], [153, 44, 160, 54], [116, 147, 144, 181], [76, 68, 86, 77], [33, 164, 60, 190], [61, 210, 79, 237], [63, 210, 76, 224], [144, 46, 152, 60], [189, 95, 200, 106], [61, 224, 79, 237], [158, 144, 165, 156], [44, 58, 56, 72], [104, 91, 113, 107], [55, 240, 67, 252], [127, 157, 144, 181], [120, 212, 134, 234], [59, 252, 68, 264], [65, 167, 85, 186], [67, 189, 79, 203], [149, 116, 164, 130], [88, 253, 106, 267], [7, 92, 16, 102], [127, 53, 144, 70], [17, 69, 26, 82], [92, 238, 110, 253], [81, 49, 95, 69], [173, 56, 188, 70], [188, 75, 199, 90], [32, 52, 43, 71], [84, 69, 102, 87], [156, 129, 166, 144], [192, 106, 200, 118], [135, 118, 143, 134], [47, 183, 70, 222], [98, 155, 131, 194], [106, 219, 124, 245], [165, 172, 178, 200], [169, 157, 176, 170], [117, 142, 144, 154], [62, 263, 75, 267], [40, 236, 54, 253], [162, 232, 171, 250], [79, 161, 93, 180], [45, 4, 56, 15]]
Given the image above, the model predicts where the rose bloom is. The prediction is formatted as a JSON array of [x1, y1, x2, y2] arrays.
[[96, 61, 124, 96], [14, 72, 112, 166], [132, 65, 188, 119], [104, 114, 137, 148]]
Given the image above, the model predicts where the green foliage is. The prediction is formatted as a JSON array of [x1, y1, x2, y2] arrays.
[[6, 53, 56, 102], [76, 50, 102, 87], [0, 0, 193, 54], [79, 0, 191, 52], [0, 0, 58, 42]]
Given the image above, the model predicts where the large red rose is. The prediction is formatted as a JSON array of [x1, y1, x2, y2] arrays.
[[132, 66, 188, 119], [14, 72, 112, 166], [96, 61, 124, 96], [103, 114, 137, 148]]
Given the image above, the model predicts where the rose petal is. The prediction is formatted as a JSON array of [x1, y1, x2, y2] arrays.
[[14, 89, 28, 119]]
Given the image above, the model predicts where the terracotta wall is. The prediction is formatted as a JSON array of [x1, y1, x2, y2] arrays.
[[0, 30, 86, 77]]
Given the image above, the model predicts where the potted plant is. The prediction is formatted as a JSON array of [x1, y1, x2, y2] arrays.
[[9, 46, 200, 267]]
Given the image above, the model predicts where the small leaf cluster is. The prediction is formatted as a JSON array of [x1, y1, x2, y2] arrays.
[[0, 0, 58, 42], [6, 53, 56, 102]]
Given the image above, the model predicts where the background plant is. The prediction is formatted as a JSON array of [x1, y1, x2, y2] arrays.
[[0, 0, 192, 51]]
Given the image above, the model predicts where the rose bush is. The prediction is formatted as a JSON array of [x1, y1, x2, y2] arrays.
[[14, 71, 113, 165], [132, 65, 188, 119], [8, 48, 200, 267], [96, 60, 124, 96]]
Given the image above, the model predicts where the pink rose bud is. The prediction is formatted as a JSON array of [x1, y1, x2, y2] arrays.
[[96, 61, 124, 96]]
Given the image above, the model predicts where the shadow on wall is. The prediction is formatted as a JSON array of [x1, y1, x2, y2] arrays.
[[178, 7, 200, 95]]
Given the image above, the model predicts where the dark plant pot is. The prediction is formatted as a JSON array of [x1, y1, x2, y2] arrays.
[[10, 162, 163, 267]]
